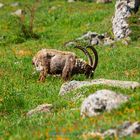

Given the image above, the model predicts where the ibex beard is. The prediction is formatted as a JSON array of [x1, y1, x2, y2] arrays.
[[32, 46, 98, 82]]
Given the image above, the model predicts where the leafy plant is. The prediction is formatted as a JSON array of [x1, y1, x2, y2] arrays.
[[18, 0, 41, 39]]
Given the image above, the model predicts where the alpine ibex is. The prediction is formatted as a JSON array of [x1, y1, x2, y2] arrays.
[[32, 46, 98, 82]]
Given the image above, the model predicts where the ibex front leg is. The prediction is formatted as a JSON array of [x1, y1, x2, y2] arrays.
[[39, 68, 48, 82], [38, 60, 49, 82]]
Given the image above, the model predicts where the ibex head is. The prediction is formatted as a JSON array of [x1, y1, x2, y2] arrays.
[[72, 45, 98, 78]]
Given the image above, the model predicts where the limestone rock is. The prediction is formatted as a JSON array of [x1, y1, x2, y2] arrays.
[[64, 31, 114, 47], [64, 41, 77, 47], [76, 31, 98, 41], [118, 121, 140, 137], [80, 89, 129, 117], [91, 38, 99, 45], [103, 121, 140, 137], [59, 79, 140, 95], [112, 0, 132, 39], [83, 121, 140, 138], [65, 31, 114, 47], [11, 9, 24, 17], [27, 103, 53, 116], [104, 37, 115, 45], [50, 6, 57, 11], [11, 2, 19, 7], [103, 129, 117, 137], [68, 0, 75, 3], [112, 0, 140, 40]]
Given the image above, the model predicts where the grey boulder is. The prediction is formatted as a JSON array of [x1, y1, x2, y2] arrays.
[[80, 89, 129, 117]]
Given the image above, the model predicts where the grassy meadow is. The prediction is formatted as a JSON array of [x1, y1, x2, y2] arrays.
[[0, 0, 140, 139]]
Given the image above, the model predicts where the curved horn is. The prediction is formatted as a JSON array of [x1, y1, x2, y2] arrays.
[[86, 46, 98, 71], [74, 46, 93, 66]]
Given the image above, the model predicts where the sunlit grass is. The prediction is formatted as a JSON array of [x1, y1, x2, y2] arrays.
[[0, 0, 140, 139]]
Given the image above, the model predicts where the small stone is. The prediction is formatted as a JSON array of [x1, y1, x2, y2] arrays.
[[64, 41, 77, 47], [0, 3, 4, 8], [119, 121, 132, 130], [104, 37, 114, 45], [83, 121, 140, 138], [91, 38, 99, 45], [76, 31, 94, 40], [68, 0, 75, 3], [50, 6, 57, 11], [11, 9, 25, 17], [27, 103, 53, 116], [103, 129, 117, 137], [65, 31, 114, 47], [11, 2, 19, 7], [119, 122, 140, 137]]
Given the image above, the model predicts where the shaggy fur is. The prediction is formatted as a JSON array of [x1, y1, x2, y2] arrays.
[[32, 46, 98, 82]]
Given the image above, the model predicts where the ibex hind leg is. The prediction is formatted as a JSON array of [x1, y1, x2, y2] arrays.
[[62, 55, 75, 81]]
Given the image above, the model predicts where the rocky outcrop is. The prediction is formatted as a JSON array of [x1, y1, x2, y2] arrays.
[[65, 31, 114, 47], [80, 89, 129, 117], [59, 79, 140, 95], [112, 0, 131, 39], [27, 104, 53, 116], [112, 0, 140, 40]]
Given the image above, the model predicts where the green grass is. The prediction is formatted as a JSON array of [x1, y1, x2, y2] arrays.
[[0, 0, 140, 139], [128, 10, 140, 41]]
